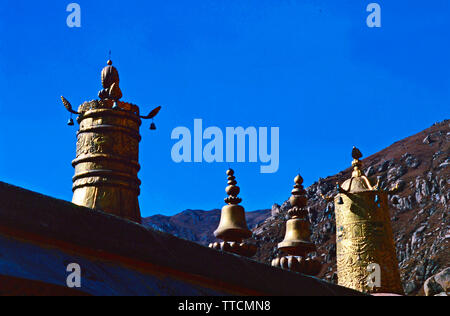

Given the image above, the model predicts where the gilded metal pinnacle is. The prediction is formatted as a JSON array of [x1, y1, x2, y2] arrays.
[[287, 174, 308, 219], [225, 168, 242, 205], [351, 146, 363, 177], [272, 173, 320, 275], [210, 168, 256, 257]]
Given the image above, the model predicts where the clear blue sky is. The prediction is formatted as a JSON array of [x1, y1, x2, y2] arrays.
[[0, 1, 448, 216]]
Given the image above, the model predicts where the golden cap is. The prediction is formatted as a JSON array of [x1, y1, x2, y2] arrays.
[[340, 146, 375, 193]]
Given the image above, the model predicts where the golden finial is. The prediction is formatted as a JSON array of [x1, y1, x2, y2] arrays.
[[336, 146, 374, 192], [99, 59, 121, 102], [209, 168, 256, 257], [225, 168, 242, 205], [272, 173, 321, 275], [351, 146, 363, 177], [352, 146, 363, 160], [288, 174, 308, 219]]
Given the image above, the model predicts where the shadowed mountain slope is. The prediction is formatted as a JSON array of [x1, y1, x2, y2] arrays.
[[251, 120, 449, 296], [143, 209, 270, 246]]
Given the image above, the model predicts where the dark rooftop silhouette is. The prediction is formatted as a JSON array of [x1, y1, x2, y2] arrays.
[[0, 181, 363, 296]]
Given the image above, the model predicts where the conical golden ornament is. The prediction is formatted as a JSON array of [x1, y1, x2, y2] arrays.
[[332, 147, 403, 294], [209, 169, 256, 257], [272, 174, 322, 275]]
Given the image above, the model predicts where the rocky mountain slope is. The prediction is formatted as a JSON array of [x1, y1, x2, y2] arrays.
[[143, 209, 270, 246], [143, 120, 448, 296], [250, 120, 449, 296]]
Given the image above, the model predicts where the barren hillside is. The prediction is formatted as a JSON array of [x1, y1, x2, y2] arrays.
[[250, 120, 449, 296]]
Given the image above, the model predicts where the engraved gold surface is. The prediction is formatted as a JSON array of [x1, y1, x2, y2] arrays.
[[61, 60, 155, 223], [62, 61, 156, 224], [71, 99, 142, 223], [334, 148, 403, 294]]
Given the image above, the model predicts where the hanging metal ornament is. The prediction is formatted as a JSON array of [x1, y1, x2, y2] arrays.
[[67, 115, 74, 126], [61, 96, 78, 126], [140, 106, 161, 131]]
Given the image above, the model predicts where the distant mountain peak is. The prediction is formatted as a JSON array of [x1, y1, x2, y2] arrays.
[[143, 209, 271, 246]]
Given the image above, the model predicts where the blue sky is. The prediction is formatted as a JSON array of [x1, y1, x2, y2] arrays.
[[0, 1, 448, 216]]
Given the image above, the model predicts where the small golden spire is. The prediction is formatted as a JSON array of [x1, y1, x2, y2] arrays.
[[225, 168, 242, 205], [272, 174, 321, 275], [99, 59, 121, 102], [209, 169, 256, 257], [336, 146, 375, 193], [351, 146, 363, 177], [287, 174, 308, 219]]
